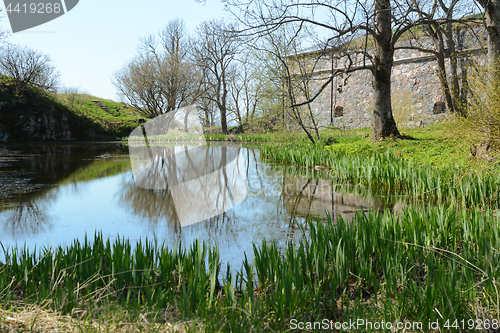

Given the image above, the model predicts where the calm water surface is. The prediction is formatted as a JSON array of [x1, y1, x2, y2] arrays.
[[0, 143, 384, 271]]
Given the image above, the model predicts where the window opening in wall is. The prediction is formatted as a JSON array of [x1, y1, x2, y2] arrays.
[[433, 101, 446, 114], [334, 106, 344, 117], [337, 73, 344, 93]]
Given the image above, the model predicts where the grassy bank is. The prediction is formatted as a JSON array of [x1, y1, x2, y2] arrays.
[[2, 122, 500, 331], [54, 93, 144, 138], [1, 207, 500, 332], [0, 76, 146, 142], [258, 123, 500, 209]]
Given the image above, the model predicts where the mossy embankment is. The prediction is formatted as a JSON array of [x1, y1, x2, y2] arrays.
[[0, 76, 145, 142]]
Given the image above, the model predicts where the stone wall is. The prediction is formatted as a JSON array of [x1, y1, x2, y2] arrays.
[[295, 27, 486, 130]]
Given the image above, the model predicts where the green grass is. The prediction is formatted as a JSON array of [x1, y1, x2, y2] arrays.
[[0, 75, 147, 141], [1, 206, 500, 331], [204, 131, 307, 143], [56, 93, 145, 138], [2, 121, 500, 331], [256, 123, 500, 208]]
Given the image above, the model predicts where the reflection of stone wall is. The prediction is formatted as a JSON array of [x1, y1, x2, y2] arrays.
[[283, 176, 385, 220], [298, 27, 486, 129]]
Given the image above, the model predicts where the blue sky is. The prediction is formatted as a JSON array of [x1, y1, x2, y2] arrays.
[[0, 0, 229, 100]]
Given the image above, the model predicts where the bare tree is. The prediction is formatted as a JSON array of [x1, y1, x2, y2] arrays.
[[402, 0, 478, 114], [142, 19, 202, 111], [229, 64, 245, 125], [193, 19, 241, 134], [256, 23, 326, 143], [232, 51, 265, 125], [114, 53, 167, 118], [0, 44, 60, 93], [113, 19, 201, 118], [198, 78, 219, 127], [248, 37, 289, 129], [222, 0, 463, 141]]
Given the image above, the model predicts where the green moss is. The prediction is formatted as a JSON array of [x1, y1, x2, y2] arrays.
[[319, 123, 475, 170]]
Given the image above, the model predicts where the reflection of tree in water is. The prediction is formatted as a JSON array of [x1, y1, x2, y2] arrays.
[[2, 199, 53, 237], [1, 143, 132, 238], [284, 177, 319, 224], [119, 173, 243, 242], [122, 145, 247, 234], [118, 176, 181, 233]]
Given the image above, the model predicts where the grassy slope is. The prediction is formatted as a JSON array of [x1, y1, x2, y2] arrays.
[[0, 76, 146, 141], [55, 93, 145, 139], [246, 122, 491, 171]]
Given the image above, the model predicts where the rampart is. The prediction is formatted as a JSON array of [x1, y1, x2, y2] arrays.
[[295, 27, 486, 129]]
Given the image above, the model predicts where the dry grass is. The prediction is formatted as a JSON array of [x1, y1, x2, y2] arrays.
[[454, 59, 500, 150], [391, 88, 423, 131], [0, 301, 198, 333]]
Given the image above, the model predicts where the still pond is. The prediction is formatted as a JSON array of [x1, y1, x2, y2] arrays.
[[0, 143, 385, 271]]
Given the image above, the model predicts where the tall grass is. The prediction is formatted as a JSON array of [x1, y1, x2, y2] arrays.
[[0, 235, 220, 316], [261, 144, 500, 209], [1, 206, 500, 331]]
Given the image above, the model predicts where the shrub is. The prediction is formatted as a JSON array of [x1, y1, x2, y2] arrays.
[[391, 88, 421, 131], [455, 59, 500, 150]]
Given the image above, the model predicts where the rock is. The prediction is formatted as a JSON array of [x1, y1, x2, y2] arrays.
[[470, 142, 496, 162], [227, 124, 244, 134], [393, 201, 404, 214], [325, 137, 337, 146]]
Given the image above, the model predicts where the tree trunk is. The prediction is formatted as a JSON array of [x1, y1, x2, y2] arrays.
[[221, 86, 228, 134], [167, 96, 176, 113], [436, 51, 455, 113], [483, 0, 500, 64], [425, 23, 455, 113], [220, 106, 228, 134], [371, 0, 400, 141], [446, 22, 461, 112]]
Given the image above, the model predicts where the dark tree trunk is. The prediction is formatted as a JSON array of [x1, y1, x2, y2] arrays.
[[221, 75, 228, 134], [480, 0, 500, 64], [220, 106, 228, 134], [167, 97, 176, 113], [371, 0, 400, 141], [424, 23, 454, 112], [446, 23, 461, 112], [487, 2, 500, 64], [436, 50, 455, 113]]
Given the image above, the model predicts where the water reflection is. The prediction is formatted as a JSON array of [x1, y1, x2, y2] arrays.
[[119, 146, 389, 234], [118, 179, 179, 231], [0, 143, 130, 237], [2, 199, 52, 237], [117, 146, 251, 235], [130, 142, 248, 227], [282, 175, 386, 221], [0, 143, 392, 271]]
